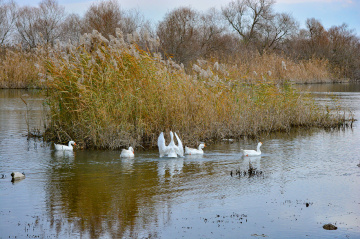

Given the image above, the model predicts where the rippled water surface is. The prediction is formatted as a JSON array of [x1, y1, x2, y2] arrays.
[[1, 85, 360, 238]]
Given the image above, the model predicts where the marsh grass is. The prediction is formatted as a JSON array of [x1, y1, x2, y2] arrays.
[[41, 30, 348, 149], [196, 52, 333, 84], [0, 49, 41, 89]]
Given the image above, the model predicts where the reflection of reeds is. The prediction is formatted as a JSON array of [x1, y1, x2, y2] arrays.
[[20, 95, 44, 139], [231, 162, 263, 178], [20, 96, 30, 135], [41, 30, 348, 149]]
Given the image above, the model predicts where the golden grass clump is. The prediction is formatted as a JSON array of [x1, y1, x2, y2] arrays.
[[0, 49, 41, 88], [43, 30, 346, 149], [208, 52, 333, 84]]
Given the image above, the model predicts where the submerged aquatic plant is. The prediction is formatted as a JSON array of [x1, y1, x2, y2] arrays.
[[42, 30, 348, 149]]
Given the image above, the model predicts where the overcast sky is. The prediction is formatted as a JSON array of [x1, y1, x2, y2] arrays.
[[17, 0, 360, 36]]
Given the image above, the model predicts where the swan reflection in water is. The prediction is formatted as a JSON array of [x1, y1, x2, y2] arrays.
[[53, 150, 75, 161], [121, 157, 135, 172], [157, 158, 184, 182], [241, 155, 261, 171]]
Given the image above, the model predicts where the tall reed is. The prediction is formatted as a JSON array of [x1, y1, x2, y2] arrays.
[[43, 30, 347, 149], [210, 51, 334, 84], [0, 49, 41, 88]]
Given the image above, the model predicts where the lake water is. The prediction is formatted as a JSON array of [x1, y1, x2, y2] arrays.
[[0, 84, 360, 239]]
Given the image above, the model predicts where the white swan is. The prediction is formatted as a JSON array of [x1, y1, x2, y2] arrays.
[[241, 142, 262, 156], [120, 147, 134, 158], [11, 172, 25, 181], [54, 141, 76, 151], [158, 131, 184, 157], [185, 143, 206, 155]]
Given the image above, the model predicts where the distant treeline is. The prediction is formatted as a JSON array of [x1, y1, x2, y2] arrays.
[[0, 0, 359, 81]]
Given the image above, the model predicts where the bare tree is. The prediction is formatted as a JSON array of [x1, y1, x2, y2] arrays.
[[60, 13, 82, 44], [120, 8, 144, 36], [82, 0, 142, 39], [157, 7, 200, 65], [198, 8, 231, 58], [0, 0, 17, 46], [37, 0, 66, 45], [328, 23, 360, 79], [222, 0, 275, 45], [15, 0, 66, 48], [305, 18, 329, 57], [257, 12, 298, 53], [15, 6, 40, 48], [284, 18, 328, 59]]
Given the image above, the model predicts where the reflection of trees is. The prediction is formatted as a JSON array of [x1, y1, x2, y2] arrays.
[[45, 152, 163, 238]]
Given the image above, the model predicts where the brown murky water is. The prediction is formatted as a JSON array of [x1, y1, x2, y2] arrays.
[[1, 84, 360, 238]]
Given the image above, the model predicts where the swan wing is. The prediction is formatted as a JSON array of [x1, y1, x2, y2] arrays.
[[121, 149, 134, 158], [185, 146, 196, 155], [185, 146, 190, 155], [242, 149, 259, 156], [174, 132, 184, 157], [54, 143, 61, 150], [120, 149, 127, 157], [157, 132, 168, 157], [55, 143, 65, 151]]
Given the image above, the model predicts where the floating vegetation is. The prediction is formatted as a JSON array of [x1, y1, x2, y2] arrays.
[[323, 223, 338, 230], [201, 213, 248, 226], [231, 162, 264, 178]]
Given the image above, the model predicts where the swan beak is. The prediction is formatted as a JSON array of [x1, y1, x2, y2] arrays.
[[204, 144, 206, 147], [74, 143, 77, 146]]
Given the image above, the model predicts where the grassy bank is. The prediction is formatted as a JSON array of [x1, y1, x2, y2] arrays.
[[40, 30, 348, 149]]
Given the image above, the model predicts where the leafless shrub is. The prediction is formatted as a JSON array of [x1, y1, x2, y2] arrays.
[[82, 0, 143, 40], [0, 0, 17, 47]]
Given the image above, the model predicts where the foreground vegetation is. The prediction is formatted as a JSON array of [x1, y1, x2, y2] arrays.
[[41, 31, 349, 149], [0, 0, 357, 148]]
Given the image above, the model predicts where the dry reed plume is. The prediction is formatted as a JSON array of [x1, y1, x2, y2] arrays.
[[41, 30, 347, 149], [204, 51, 333, 84]]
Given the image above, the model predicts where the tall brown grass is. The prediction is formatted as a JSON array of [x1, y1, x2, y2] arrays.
[[205, 51, 333, 84], [0, 49, 41, 88], [42, 30, 347, 149]]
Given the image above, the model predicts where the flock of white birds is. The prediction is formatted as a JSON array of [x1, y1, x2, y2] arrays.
[[51, 131, 262, 158], [10, 132, 262, 182]]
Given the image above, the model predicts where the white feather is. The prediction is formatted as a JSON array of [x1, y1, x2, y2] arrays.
[[185, 143, 206, 155], [241, 142, 262, 157], [54, 141, 76, 151], [11, 172, 25, 181], [120, 147, 135, 158], [157, 131, 184, 158]]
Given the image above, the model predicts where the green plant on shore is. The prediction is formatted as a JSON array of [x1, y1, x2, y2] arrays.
[[42, 30, 348, 149]]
